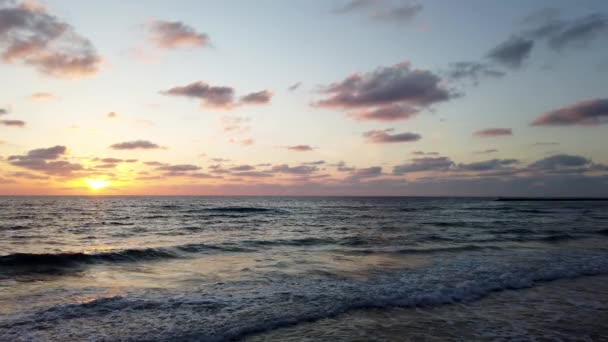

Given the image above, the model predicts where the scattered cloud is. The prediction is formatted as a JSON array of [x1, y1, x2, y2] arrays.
[[8, 171, 48, 180], [286, 145, 315, 152], [0, 119, 25, 127], [363, 129, 421, 143], [531, 98, 608, 126], [393, 157, 454, 175], [8, 145, 82, 176], [229, 164, 255, 171], [348, 166, 383, 179], [333, 1, 423, 25], [475, 149, 499, 154], [349, 104, 418, 121], [473, 128, 512, 137], [411, 151, 439, 156], [30, 92, 55, 100], [487, 36, 534, 68], [110, 140, 162, 150], [303, 160, 325, 165], [270, 164, 318, 175], [315, 61, 453, 121], [0, 1, 102, 77], [316, 61, 452, 108], [444, 61, 505, 84], [533, 142, 560, 146], [239, 90, 272, 105], [161, 81, 234, 108], [529, 154, 590, 170], [157, 164, 201, 172], [147, 20, 210, 49], [523, 11, 608, 50], [288, 82, 301, 91], [457, 159, 519, 171]]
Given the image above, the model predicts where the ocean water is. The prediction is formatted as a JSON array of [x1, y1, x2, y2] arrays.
[[0, 196, 607, 341]]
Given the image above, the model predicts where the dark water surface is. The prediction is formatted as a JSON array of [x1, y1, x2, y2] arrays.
[[1, 197, 607, 341]]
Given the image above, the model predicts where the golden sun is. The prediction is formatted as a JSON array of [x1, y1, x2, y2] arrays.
[[86, 179, 111, 190]]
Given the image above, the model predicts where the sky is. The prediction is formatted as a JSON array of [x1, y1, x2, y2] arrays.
[[1, 0, 607, 196]]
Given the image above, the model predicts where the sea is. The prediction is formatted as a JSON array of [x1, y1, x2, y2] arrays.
[[0, 196, 607, 341]]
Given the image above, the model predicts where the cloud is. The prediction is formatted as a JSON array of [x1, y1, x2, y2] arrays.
[[473, 128, 512, 137], [393, 157, 454, 175], [533, 142, 560, 146], [221, 116, 250, 133], [143, 161, 166, 166], [8, 171, 48, 180], [348, 166, 383, 179], [411, 151, 439, 156], [0, 119, 25, 127], [161, 81, 234, 108], [239, 90, 272, 105], [529, 154, 590, 170], [475, 149, 499, 154], [229, 164, 255, 171], [349, 104, 418, 121], [147, 20, 210, 49], [524, 12, 608, 50], [110, 140, 161, 150], [240, 138, 254, 146], [486, 36, 534, 68], [531, 98, 608, 126], [0, 1, 102, 77], [303, 160, 325, 165], [286, 145, 315, 152], [232, 171, 273, 178], [288, 82, 301, 91], [99, 158, 123, 163], [8, 145, 82, 175], [30, 92, 55, 100], [157, 164, 201, 172], [363, 129, 421, 143], [444, 61, 505, 83], [162, 81, 272, 109], [270, 164, 318, 175], [333, 1, 423, 25], [315, 62, 453, 111], [372, 4, 423, 23], [457, 159, 519, 171], [333, 161, 355, 172], [106, 112, 118, 119]]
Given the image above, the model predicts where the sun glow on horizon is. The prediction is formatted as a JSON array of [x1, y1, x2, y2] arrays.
[[86, 179, 111, 191]]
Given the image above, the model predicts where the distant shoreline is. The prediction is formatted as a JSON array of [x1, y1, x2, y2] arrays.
[[496, 197, 608, 202]]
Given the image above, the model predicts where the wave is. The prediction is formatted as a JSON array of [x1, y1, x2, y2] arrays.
[[0, 243, 251, 274], [207, 206, 283, 214], [350, 244, 503, 255], [2, 251, 607, 341]]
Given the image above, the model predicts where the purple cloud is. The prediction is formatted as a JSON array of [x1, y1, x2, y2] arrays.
[[393, 157, 454, 175], [473, 128, 512, 137], [363, 129, 421, 143], [286, 145, 315, 152], [531, 98, 608, 126], [148, 20, 210, 49], [0, 1, 101, 78], [487, 36, 534, 68], [239, 90, 272, 105], [110, 140, 161, 150], [0, 119, 25, 127]]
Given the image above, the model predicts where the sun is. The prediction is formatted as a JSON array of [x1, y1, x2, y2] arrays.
[[86, 179, 111, 190]]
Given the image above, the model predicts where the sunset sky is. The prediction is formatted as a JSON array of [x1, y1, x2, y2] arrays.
[[1, 0, 607, 195]]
